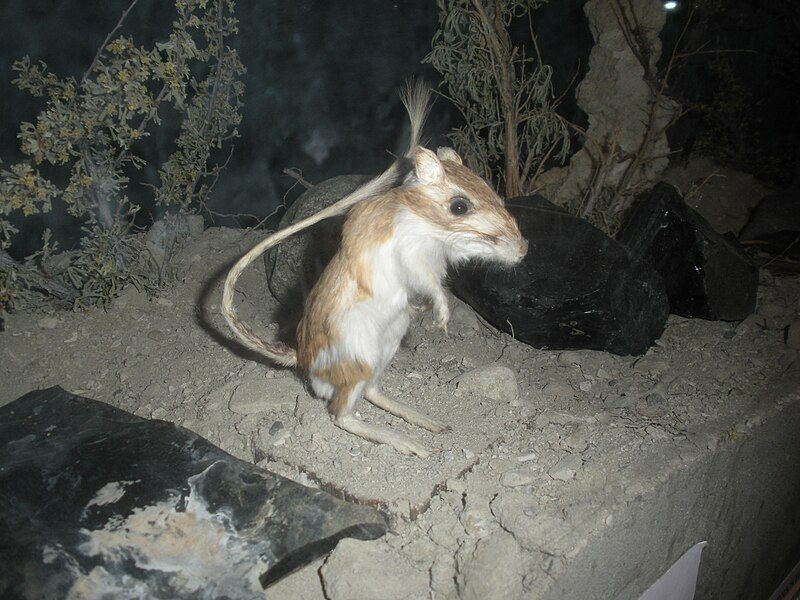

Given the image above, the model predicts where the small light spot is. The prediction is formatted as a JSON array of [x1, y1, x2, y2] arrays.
[[663, 1, 678, 9]]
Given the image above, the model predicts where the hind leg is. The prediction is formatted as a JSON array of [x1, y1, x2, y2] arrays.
[[364, 385, 449, 433], [329, 379, 431, 458]]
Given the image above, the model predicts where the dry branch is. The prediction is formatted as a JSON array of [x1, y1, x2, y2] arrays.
[[0, 250, 79, 304]]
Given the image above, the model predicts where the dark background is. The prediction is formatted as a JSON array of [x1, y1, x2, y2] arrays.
[[1, 0, 796, 258], [662, 0, 800, 185], [0, 0, 589, 256]]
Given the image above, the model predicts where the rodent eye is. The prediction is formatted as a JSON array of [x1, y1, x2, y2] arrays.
[[449, 196, 471, 216]]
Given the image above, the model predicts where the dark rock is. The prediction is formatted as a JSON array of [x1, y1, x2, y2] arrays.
[[619, 183, 758, 321], [265, 175, 370, 308], [453, 195, 668, 356], [0, 387, 386, 598], [739, 190, 800, 260]]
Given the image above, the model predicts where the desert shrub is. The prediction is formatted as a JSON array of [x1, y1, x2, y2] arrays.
[[0, 0, 245, 316], [425, 0, 570, 198]]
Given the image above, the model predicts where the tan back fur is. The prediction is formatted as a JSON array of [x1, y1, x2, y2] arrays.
[[221, 81, 432, 367]]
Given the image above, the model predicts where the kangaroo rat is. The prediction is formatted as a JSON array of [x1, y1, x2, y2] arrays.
[[222, 82, 527, 457]]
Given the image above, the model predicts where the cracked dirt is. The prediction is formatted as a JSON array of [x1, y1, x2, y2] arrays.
[[2, 226, 799, 599]]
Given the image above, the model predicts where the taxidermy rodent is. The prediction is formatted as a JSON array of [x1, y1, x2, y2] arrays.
[[222, 81, 527, 457]]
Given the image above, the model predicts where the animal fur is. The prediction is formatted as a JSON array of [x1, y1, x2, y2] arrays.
[[222, 82, 526, 456]]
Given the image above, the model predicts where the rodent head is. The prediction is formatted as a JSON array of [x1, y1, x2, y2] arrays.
[[399, 146, 528, 266]]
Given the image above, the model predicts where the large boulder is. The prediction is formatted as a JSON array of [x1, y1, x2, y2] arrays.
[[618, 183, 758, 320], [661, 155, 773, 235], [265, 174, 370, 308], [453, 195, 669, 356], [0, 386, 386, 598], [539, 0, 678, 216]]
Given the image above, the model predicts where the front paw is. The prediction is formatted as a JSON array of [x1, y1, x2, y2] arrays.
[[434, 305, 450, 334]]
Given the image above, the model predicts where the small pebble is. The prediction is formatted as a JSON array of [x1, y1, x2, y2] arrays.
[[534, 409, 585, 428], [548, 455, 582, 481], [500, 469, 535, 488], [461, 509, 491, 538], [550, 467, 576, 482], [454, 365, 519, 403], [557, 351, 584, 366], [563, 433, 589, 453], [645, 425, 670, 440], [37, 317, 59, 329], [541, 381, 576, 400], [594, 411, 611, 425], [596, 367, 612, 379], [147, 329, 166, 342], [228, 376, 299, 415], [632, 356, 670, 376], [636, 401, 666, 419], [446, 478, 466, 493]]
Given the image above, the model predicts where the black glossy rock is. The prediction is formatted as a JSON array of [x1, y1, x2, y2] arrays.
[[0, 387, 386, 598], [739, 190, 800, 260], [453, 195, 669, 356], [619, 183, 758, 321], [265, 174, 369, 308]]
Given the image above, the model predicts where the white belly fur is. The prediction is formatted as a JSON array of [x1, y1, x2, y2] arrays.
[[308, 212, 445, 400]]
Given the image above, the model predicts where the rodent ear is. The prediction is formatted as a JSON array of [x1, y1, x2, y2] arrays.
[[436, 146, 463, 165], [413, 147, 445, 185]]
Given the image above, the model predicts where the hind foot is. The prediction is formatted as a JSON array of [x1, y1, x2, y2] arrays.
[[335, 414, 431, 458], [364, 386, 449, 433]]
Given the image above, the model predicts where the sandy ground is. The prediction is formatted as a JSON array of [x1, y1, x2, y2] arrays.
[[2, 225, 799, 599]]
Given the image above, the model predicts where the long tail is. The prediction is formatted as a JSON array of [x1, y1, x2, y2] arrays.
[[221, 80, 431, 367]]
